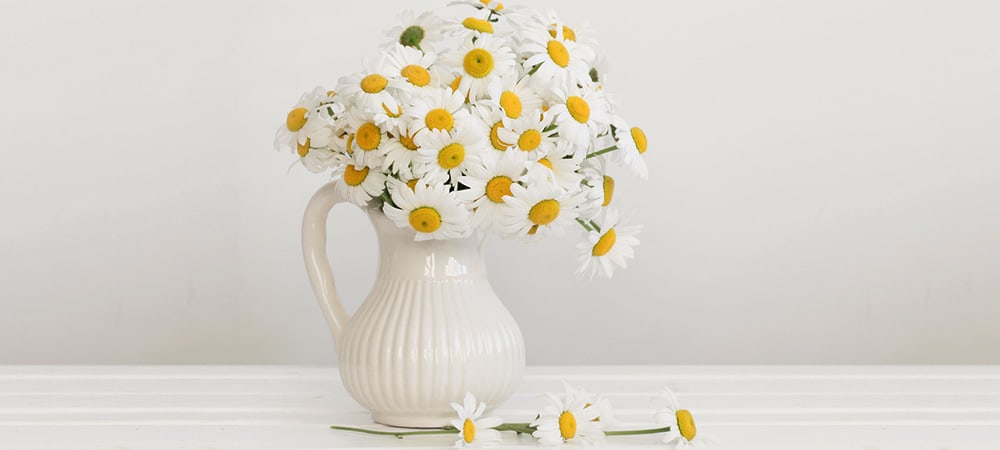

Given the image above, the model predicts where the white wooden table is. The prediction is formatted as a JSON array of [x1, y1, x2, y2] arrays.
[[1, 366, 998, 449]]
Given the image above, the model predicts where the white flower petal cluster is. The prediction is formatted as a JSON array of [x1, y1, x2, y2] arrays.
[[274, 1, 650, 278]]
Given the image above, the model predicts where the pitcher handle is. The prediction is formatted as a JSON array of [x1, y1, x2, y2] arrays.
[[302, 181, 353, 345]]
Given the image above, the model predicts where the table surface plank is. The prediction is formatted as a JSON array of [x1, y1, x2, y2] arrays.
[[1, 365, 998, 449]]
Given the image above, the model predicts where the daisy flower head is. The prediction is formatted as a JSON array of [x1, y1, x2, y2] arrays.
[[497, 111, 558, 162], [519, 20, 595, 90], [456, 151, 526, 231], [576, 208, 640, 279], [450, 0, 506, 15], [499, 180, 583, 241], [345, 110, 397, 169], [413, 127, 486, 185], [487, 69, 543, 121], [471, 101, 515, 159], [274, 87, 333, 155], [384, 10, 445, 51], [383, 122, 423, 179], [611, 117, 649, 179], [337, 57, 402, 118], [526, 140, 584, 193], [575, 158, 608, 220], [656, 387, 708, 449], [407, 87, 473, 135], [545, 83, 612, 149], [449, 392, 503, 448], [383, 43, 441, 94], [384, 181, 470, 241], [440, 34, 516, 102], [330, 153, 388, 207], [530, 389, 605, 446]]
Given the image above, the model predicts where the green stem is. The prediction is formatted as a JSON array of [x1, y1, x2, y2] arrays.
[[605, 426, 672, 436], [586, 145, 618, 159], [576, 218, 594, 232], [495, 422, 537, 435], [542, 123, 558, 133], [329, 425, 457, 439]]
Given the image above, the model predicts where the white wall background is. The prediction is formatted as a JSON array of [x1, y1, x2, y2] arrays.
[[2, 0, 998, 365]]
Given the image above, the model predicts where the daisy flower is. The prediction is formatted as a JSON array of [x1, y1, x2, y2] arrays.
[[407, 87, 473, 134], [576, 160, 607, 221], [383, 43, 441, 92], [656, 387, 710, 449], [576, 208, 640, 279], [526, 140, 584, 193], [345, 111, 398, 169], [471, 102, 514, 159], [383, 123, 422, 179], [497, 111, 558, 162], [530, 389, 605, 445], [545, 83, 612, 149], [519, 22, 594, 89], [298, 145, 338, 174], [337, 57, 402, 118], [499, 181, 582, 240], [456, 151, 526, 231], [274, 87, 332, 155], [611, 118, 649, 179], [450, 0, 506, 14], [487, 70, 543, 121], [384, 181, 470, 241], [449, 392, 503, 448], [441, 35, 516, 101], [384, 10, 445, 50], [413, 127, 485, 184], [330, 154, 388, 207]]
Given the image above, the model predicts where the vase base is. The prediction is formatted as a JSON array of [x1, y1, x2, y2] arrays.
[[372, 412, 454, 429]]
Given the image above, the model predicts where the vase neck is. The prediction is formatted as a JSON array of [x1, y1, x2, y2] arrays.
[[369, 210, 487, 280]]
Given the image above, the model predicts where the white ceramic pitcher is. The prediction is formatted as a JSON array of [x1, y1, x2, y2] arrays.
[[302, 181, 526, 427]]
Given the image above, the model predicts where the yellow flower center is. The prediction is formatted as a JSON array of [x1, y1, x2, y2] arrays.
[[355, 123, 381, 151], [326, 90, 336, 97], [343, 164, 369, 187], [500, 91, 522, 118], [464, 48, 495, 78], [549, 25, 577, 42], [485, 176, 513, 203], [528, 199, 560, 226], [602, 175, 614, 206], [296, 138, 310, 157], [558, 411, 577, 440], [400, 65, 431, 87], [286, 107, 308, 131], [438, 143, 466, 170], [538, 158, 553, 170], [547, 40, 570, 68], [592, 228, 617, 256], [361, 74, 387, 93], [676, 409, 697, 442], [490, 121, 510, 151], [382, 103, 403, 118], [406, 179, 419, 191], [462, 17, 494, 34], [566, 96, 590, 123], [345, 134, 355, 155], [425, 108, 455, 131], [462, 418, 476, 444], [631, 127, 648, 154], [399, 132, 419, 151], [408, 207, 442, 233], [518, 129, 542, 151], [450, 75, 463, 93]]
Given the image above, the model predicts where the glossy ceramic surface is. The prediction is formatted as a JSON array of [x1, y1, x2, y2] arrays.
[[302, 182, 525, 427]]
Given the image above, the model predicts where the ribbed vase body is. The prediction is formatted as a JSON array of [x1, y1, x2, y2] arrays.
[[336, 212, 525, 427]]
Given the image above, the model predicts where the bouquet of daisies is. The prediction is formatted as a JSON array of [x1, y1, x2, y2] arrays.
[[275, 0, 649, 278]]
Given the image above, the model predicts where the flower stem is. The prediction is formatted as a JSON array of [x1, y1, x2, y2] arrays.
[[605, 426, 672, 436], [576, 218, 594, 232], [495, 422, 537, 435], [586, 145, 618, 159], [329, 425, 457, 439]]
